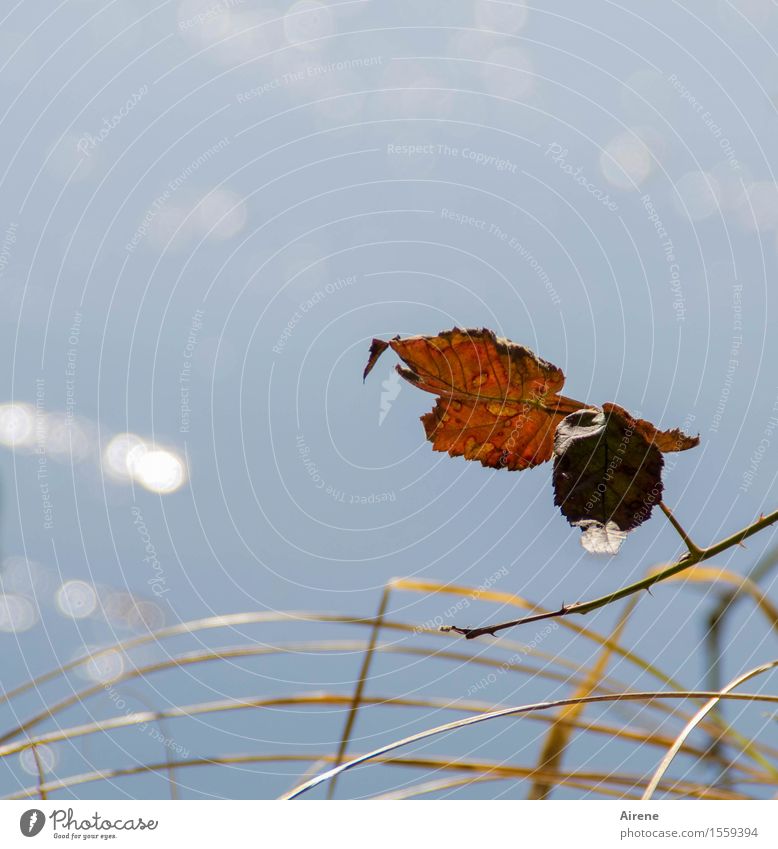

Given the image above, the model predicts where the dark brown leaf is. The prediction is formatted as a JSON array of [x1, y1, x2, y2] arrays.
[[553, 407, 665, 555]]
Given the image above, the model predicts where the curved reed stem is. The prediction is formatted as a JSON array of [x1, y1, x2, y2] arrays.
[[643, 660, 778, 799], [284, 687, 778, 799]]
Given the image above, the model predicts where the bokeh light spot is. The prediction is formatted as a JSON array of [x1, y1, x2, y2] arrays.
[[104, 433, 148, 481], [0, 403, 35, 448], [56, 580, 98, 620], [600, 132, 653, 189], [0, 593, 38, 632], [19, 743, 57, 777], [134, 449, 187, 494], [673, 171, 721, 220]]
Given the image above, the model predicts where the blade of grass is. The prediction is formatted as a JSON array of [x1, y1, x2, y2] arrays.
[[389, 577, 778, 769], [6, 687, 775, 793], [655, 564, 778, 781], [31, 745, 47, 801], [0, 639, 615, 745], [0, 611, 426, 707], [0, 693, 493, 759], [283, 688, 778, 798], [659, 565, 778, 627], [370, 771, 723, 801], [528, 595, 640, 799], [3, 600, 770, 779], [372, 775, 510, 800], [6, 680, 762, 785], [642, 660, 778, 799], [0, 606, 601, 711], [383, 579, 777, 762], [328, 583, 391, 799], [7, 752, 745, 801], [113, 685, 180, 800], [704, 545, 778, 786]]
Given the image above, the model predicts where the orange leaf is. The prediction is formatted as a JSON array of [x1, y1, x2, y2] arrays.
[[601, 403, 699, 453], [364, 328, 586, 471]]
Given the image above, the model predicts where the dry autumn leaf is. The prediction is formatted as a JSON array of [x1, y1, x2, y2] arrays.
[[552, 405, 698, 555], [601, 403, 700, 453], [364, 328, 585, 471]]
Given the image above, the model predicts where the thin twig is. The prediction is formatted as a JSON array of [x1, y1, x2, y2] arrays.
[[441, 605, 568, 639], [443, 507, 778, 639], [659, 502, 704, 556]]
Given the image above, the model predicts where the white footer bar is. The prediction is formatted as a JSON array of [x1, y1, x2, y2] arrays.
[[3, 800, 776, 848]]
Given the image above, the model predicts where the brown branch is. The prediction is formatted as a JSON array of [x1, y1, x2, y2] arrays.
[[442, 506, 778, 640]]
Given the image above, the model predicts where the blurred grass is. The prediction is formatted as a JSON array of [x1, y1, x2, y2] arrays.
[[0, 568, 776, 800]]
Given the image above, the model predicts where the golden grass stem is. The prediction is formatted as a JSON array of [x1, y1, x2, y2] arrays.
[[328, 584, 391, 799], [528, 595, 640, 799]]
